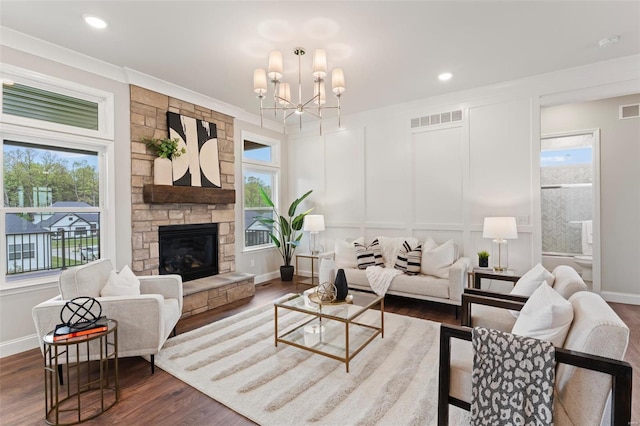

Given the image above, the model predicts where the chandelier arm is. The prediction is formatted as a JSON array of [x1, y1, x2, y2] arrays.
[[304, 110, 321, 119], [301, 95, 319, 109]]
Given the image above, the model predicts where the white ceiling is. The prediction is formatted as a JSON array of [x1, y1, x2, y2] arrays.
[[1, 1, 639, 118]]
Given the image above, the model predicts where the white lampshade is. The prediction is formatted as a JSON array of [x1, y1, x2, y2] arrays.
[[482, 217, 518, 239], [253, 69, 267, 95], [331, 68, 345, 95], [304, 215, 325, 232], [267, 50, 283, 80], [278, 82, 291, 105], [312, 49, 327, 78], [313, 81, 326, 105]]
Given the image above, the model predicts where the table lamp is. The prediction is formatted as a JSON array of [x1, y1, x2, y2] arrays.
[[482, 217, 518, 272], [304, 215, 325, 255]]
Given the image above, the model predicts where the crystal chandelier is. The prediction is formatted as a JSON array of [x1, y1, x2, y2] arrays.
[[253, 47, 345, 134]]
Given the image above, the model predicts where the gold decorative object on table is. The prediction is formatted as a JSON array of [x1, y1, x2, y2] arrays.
[[315, 281, 337, 303]]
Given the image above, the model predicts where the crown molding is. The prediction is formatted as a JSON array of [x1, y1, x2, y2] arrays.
[[0, 26, 281, 132]]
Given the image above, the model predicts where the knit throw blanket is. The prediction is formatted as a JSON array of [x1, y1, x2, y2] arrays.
[[365, 265, 401, 296], [471, 327, 556, 426]]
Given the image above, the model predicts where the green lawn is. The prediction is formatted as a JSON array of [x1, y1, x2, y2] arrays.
[[51, 257, 84, 268], [51, 236, 99, 249]]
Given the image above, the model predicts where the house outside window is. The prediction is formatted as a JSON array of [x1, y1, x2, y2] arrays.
[[242, 134, 280, 250]]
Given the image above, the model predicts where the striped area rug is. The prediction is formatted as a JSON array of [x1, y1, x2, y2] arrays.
[[155, 295, 469, 425]]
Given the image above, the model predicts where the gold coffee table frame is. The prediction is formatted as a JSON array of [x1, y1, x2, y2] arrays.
[[274, 289, 384, 372]]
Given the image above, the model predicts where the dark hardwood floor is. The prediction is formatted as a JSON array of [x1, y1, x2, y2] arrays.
[[1, 278, 637, 425]]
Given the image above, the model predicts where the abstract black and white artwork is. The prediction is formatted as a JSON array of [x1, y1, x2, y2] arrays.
[[167, 111, 221, 187]]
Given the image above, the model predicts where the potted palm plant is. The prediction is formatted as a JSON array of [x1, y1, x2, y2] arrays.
[[256, 187, 313, 281], [142, 136, 186, 185]]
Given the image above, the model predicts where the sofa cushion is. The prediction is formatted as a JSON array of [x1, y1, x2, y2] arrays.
[[101, 265, 141, 297], [394, 241, 422, 275], [354, 238, 384, 269], [334, 237, 364, 269], [420, 239, 456, 278], [344, 268, 450, 300], [511, 282, 573, 347], [59, 258, 114, 300]]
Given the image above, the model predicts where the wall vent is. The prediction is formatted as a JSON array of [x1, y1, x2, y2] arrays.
[[410, 109, 463, 129], [619, 103, 639, 120]]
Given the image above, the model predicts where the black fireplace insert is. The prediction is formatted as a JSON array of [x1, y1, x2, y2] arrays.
[[158, 223, 218, 281]]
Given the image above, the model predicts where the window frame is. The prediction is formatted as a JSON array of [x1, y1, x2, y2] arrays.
[[1, 64, 114, 140], [0, 65, 115, 288], [241, 132, 281, 252]]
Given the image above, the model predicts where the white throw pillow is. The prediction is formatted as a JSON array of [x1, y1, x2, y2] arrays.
[[334, 237, 363, 269], [511, 263, 555, 297], [421, 239, 456, 278], [101, 265, 141, 297], [511, 282, 574, 347], [509, 263, 554, 317]]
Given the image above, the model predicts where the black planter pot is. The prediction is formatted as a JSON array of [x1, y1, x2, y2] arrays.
[[479, 258, 489, 268], [334, 269, 349, 301], [280, 265, 295, 282]]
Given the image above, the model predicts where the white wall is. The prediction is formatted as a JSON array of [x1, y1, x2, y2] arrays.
[[541, 94, 640, 302], [288, 56, 640, 305]]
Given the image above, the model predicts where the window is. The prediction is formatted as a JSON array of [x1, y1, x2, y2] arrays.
[[3, 140, 103, 277], [242, 134, 280, 250], [540, 133, 594, 255], [1, 64, 114, 139]]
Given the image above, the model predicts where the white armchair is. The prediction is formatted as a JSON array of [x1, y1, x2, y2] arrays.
[[32, 259, 183, 374]]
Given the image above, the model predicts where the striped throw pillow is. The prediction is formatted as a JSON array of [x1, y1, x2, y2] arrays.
[[394, 241, 422, 275], [354, 238, 384, 269]]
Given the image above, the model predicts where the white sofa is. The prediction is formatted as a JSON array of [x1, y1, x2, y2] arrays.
[[334, 237, 471, 306]]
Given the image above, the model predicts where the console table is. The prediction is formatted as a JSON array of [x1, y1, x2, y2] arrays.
[[43, 319, 119, 425]]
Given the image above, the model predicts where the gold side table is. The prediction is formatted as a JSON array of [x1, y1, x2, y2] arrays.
[[43, 319, 119, 425], [295, 251, 335, 288]]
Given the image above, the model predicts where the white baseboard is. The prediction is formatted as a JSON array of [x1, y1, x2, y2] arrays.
[[0, 334, 39, 358], [600, 291, 640, 305], [254, 271, 281, 284]]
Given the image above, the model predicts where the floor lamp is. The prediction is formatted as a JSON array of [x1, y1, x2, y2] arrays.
[[482, 217, 518, 272], [304, 215, 325, 255]]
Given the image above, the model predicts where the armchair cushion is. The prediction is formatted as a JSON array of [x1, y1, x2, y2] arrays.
[[511, 282, 573, 347], [101, 265, 141, 297], [551, 265, 588, 299]]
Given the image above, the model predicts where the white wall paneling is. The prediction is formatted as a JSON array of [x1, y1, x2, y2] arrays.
[[324, 129, 365, 225], [412, 125, 464, 227], [364, 120, 411, 224], [468, 99, 533, 224]]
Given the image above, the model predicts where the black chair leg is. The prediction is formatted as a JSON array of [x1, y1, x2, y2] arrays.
[[57, 364, 63, 385], [455, 306, 459, 320], [151, 354, 155, 374]]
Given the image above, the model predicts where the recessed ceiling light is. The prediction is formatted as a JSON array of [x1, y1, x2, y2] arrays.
[[438, 72, 453, 81], [83, 14, 108, 29], [598, 35, 620, 48]]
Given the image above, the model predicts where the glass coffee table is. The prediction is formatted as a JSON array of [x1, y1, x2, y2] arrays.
[[274, 288, 384, 372]]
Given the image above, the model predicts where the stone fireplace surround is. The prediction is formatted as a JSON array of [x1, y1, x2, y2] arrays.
[[129, 85, 254, 317]]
